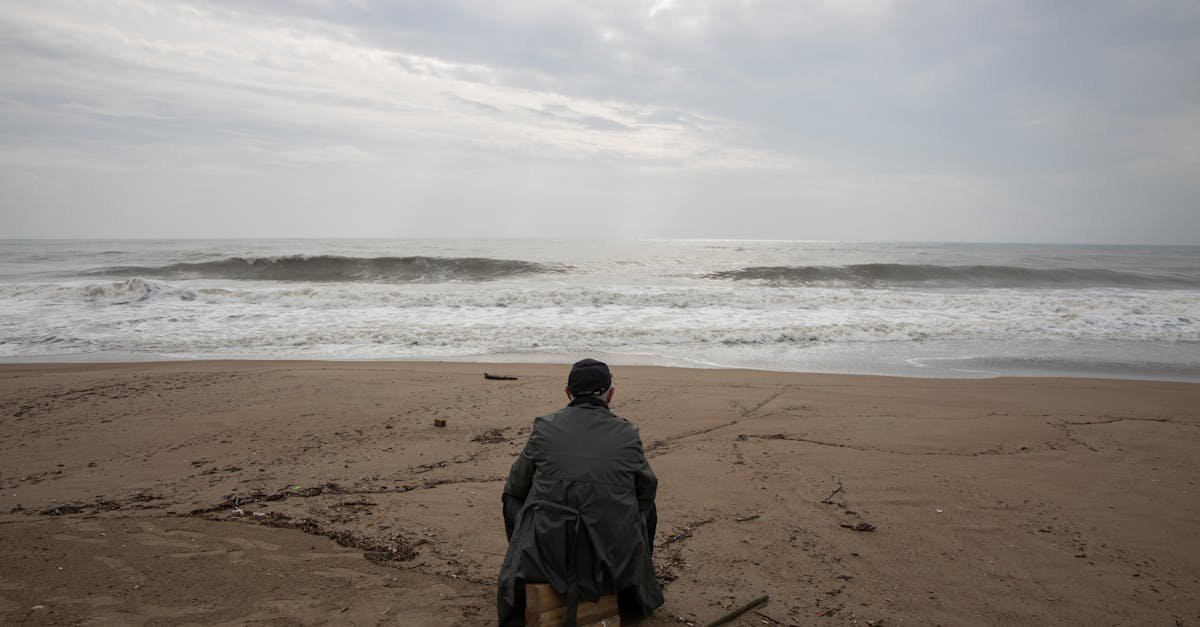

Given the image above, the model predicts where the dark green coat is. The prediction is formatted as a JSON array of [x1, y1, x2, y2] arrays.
[[498, 396, 663, 619]]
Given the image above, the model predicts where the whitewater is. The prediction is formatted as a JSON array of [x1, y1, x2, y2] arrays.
[[1, 239, 1197, 381]]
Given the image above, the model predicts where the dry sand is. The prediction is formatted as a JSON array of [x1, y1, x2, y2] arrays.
[[0, 361, 1197, 626]]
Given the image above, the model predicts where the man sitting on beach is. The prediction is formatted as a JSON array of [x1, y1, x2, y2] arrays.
[[497, 358, 663, 625]]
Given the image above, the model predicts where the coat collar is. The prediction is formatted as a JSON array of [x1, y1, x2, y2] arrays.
[[567, 395, 610, 410]]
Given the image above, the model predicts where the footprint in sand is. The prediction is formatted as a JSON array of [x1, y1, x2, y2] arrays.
[[94, 556, 145, 585], [132, 521, 205, 550], [222, 536, 282, 552], [51, 533, 106, 545]]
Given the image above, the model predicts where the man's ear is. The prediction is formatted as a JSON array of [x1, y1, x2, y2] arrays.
[[564, 385, 573, 401], [605, 387, 615, 404]]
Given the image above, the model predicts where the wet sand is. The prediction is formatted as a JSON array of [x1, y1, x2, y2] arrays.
[[1, 361, 1197, 625]]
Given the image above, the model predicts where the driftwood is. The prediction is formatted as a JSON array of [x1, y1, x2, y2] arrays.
[[705, 594, 769, 627], [820, 480, 844, 505], [484, 373, 519, 380]]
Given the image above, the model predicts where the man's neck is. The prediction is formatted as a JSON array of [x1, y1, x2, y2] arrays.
[[568, 395, 608, 408]]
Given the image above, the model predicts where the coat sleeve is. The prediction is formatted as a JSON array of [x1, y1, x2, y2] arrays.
[[633, 433, 657, 513], [502, 421, 539, 499]]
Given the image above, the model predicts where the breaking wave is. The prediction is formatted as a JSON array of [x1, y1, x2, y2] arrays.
[[82, 278, 169, 304], [703, 263, 1200, 289], [84, 255, 567, 283]]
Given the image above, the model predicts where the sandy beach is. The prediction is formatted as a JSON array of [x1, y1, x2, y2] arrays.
[[1, 361, 1197, 625]]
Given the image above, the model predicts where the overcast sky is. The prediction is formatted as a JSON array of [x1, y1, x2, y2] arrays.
[[1, 1, 1197, 243]]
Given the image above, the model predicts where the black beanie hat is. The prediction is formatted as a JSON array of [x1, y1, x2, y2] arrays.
[[567, 358, 612, 396]]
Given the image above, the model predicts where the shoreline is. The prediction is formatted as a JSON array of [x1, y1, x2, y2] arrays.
[[2, 360, 1198, 625], [2, 353, 1197, 384]]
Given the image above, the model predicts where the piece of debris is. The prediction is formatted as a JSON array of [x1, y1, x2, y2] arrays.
[[484, 373, 518, 380], [752, 609, 787, 625], [821, 480, 845, 505], [661, 518, 715, 546], [705, 594, 769, 627], [433, 419, 447, 428], [40, 504, 84, 516], [840, 522, 876, 532], [735, 514, 760, 522], [472, 428, 508, 444]]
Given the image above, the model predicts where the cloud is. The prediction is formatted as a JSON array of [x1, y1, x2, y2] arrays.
[[0, 0, 774, 173], [0, 0, 1196, 242]]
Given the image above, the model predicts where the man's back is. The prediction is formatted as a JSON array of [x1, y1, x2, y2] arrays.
[[497, 359, 662, 625], [510, 398, 654, 509]]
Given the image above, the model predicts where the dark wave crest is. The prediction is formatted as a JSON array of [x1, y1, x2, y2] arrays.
[[703, 263, 1199, 289], [86, 255, 568, 283]]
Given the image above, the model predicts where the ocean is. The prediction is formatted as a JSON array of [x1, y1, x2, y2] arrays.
[[0, 239, 1197, 381]]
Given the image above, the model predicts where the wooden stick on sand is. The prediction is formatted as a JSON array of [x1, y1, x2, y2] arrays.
[[705, 594, 770, 627]]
